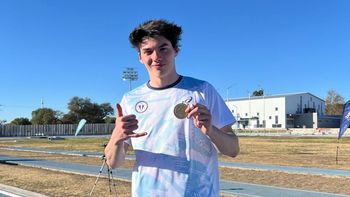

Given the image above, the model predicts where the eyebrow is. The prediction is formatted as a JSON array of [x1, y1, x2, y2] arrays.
[[141, 43, 170, 52], [159, 43, 169, 48]]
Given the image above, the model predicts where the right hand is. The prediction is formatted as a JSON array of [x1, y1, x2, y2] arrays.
[[111, 103, 147, 145]]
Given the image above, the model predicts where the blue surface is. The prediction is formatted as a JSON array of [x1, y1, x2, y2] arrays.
[[0, 193, 11, 197], [1, 154, 350, 197], [220, 180, 350, 197], [1, 147, 103, 157], [220, 161, 350, 178], [3, 147, 350, 178]]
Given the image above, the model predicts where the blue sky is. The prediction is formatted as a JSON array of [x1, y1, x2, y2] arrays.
[[1, 0, 349, 122]]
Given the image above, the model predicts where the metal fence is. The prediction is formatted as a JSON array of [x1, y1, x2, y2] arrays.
[[0, 123, 115, 137]]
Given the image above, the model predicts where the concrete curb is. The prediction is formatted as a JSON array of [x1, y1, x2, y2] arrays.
[[0, 184, 48, 197]]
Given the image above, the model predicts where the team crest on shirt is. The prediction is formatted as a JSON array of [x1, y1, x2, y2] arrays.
[[183, 96, 193, 104], [135, 101, 148, 113]]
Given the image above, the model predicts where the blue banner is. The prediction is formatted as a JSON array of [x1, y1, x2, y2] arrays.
[[75, 119, 87, 136], [338, 101, 350, 139]]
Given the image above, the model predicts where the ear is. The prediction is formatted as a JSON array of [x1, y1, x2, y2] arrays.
[[138, 52, 143, 64], [174, 47, 180, 56]]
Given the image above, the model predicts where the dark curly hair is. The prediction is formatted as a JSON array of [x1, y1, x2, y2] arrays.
[[129, 19, 182, 51]]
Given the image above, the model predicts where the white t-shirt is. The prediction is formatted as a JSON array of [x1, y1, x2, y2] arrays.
[[120, 76, 235, 197]]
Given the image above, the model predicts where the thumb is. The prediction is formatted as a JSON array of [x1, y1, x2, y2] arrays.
[[116, 103, 123, 117]]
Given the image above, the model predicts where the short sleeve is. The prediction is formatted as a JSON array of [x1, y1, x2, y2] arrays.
[[204, 83, 236, 129]]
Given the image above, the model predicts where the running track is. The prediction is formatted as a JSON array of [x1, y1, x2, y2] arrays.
[[1, 147, 350, 197]]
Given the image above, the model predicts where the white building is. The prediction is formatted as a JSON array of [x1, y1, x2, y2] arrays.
[[225, 92, 339, 129]]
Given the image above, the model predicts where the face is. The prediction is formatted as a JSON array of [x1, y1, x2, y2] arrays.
[[138, 36, 178, 80]]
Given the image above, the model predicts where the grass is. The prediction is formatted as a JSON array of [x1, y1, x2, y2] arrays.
[[1, 136, 350, 196], [234, 129, 288, 133], [0, 164, 131, 197], [220, 168, 350, 195], [0, 137, 111, 152], [221, 136, 350, 170]]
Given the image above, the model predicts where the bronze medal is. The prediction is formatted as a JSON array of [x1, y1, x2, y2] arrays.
[[174, 103, 187, 119]]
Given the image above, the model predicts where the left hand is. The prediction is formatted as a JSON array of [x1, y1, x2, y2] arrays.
[[185, 103, 212, 135]]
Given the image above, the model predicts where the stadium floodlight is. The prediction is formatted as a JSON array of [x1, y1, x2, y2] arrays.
[[122, 67, 138, 91]]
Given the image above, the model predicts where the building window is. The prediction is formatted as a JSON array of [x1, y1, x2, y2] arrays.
[[297, 104, 300, 113], [245, 113, 248, 116], [269, 116, 272, 119], [275, 116, 278, 124], [231, 109, 234, 113], [257, 112, 259, 116], [275, 107, 278, 111]]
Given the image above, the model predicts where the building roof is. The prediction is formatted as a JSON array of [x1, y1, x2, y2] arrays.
[[227, 92, 325, 102]]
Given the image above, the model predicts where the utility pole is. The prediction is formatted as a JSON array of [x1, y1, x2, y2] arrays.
[[41, 98, 44, 108], [226, 83, 236, 102], [0, 105, 4, 125]]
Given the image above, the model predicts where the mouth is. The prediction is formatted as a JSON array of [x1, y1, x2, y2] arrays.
[[152, 64, 164, 70]]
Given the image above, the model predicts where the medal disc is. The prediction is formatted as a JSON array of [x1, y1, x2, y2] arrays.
[[174, 103, 188, 119]]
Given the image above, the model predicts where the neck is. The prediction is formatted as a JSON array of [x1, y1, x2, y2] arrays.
[[149, 73, 180, 88]]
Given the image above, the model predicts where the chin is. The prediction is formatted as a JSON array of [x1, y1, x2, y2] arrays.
[[152, 68, 165, 74]]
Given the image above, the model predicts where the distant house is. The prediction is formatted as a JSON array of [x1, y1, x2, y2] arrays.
[[225, 92, 340, 129]]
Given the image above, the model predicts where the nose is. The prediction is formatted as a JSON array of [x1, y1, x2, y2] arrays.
[[151, 50, 162, 62]]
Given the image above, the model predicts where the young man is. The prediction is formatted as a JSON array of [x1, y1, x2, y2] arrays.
[[105, 19, 239, 197]]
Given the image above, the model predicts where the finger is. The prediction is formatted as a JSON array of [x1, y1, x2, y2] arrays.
[[187, 106, 207, 118], [127, 132, 148, 138], [185, 104, 194, 113], [121, 114, 137, 122], [196, 114, 211, 121], [195, 105, 210, 116], [186, 105, 198, 117], [192, 103, 205, 109], [196, 120, 210, 125], [116, 103, 123, 117], [196, 122, 204, 128], [123, 123, 139, 131]]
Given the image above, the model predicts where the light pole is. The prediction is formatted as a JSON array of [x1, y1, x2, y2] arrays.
[[226, 83, 236, 102], [256, 85, 265, 128], [122, 67, 138, 91], [263, 93, 265, 128], [247, 90, 251, 117]]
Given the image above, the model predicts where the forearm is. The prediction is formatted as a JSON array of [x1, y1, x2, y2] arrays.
[[104, 140, 127, 169], [104, 104, 145, 169], [206, 125, 239, 157]]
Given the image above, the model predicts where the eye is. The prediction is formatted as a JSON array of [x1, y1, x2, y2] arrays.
[[160, 47, 168, 52], [143, 50, 152, 55]]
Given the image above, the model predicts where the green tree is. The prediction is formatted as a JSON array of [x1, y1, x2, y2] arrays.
[[31, 108, 61, 124], [104, 116, 116, 124], [0, 119, 7, 125], [62, 97, 113, 124], [252, 89, 264, 97], [11, 117, 31, 125], [325, 89, 344, 115]]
